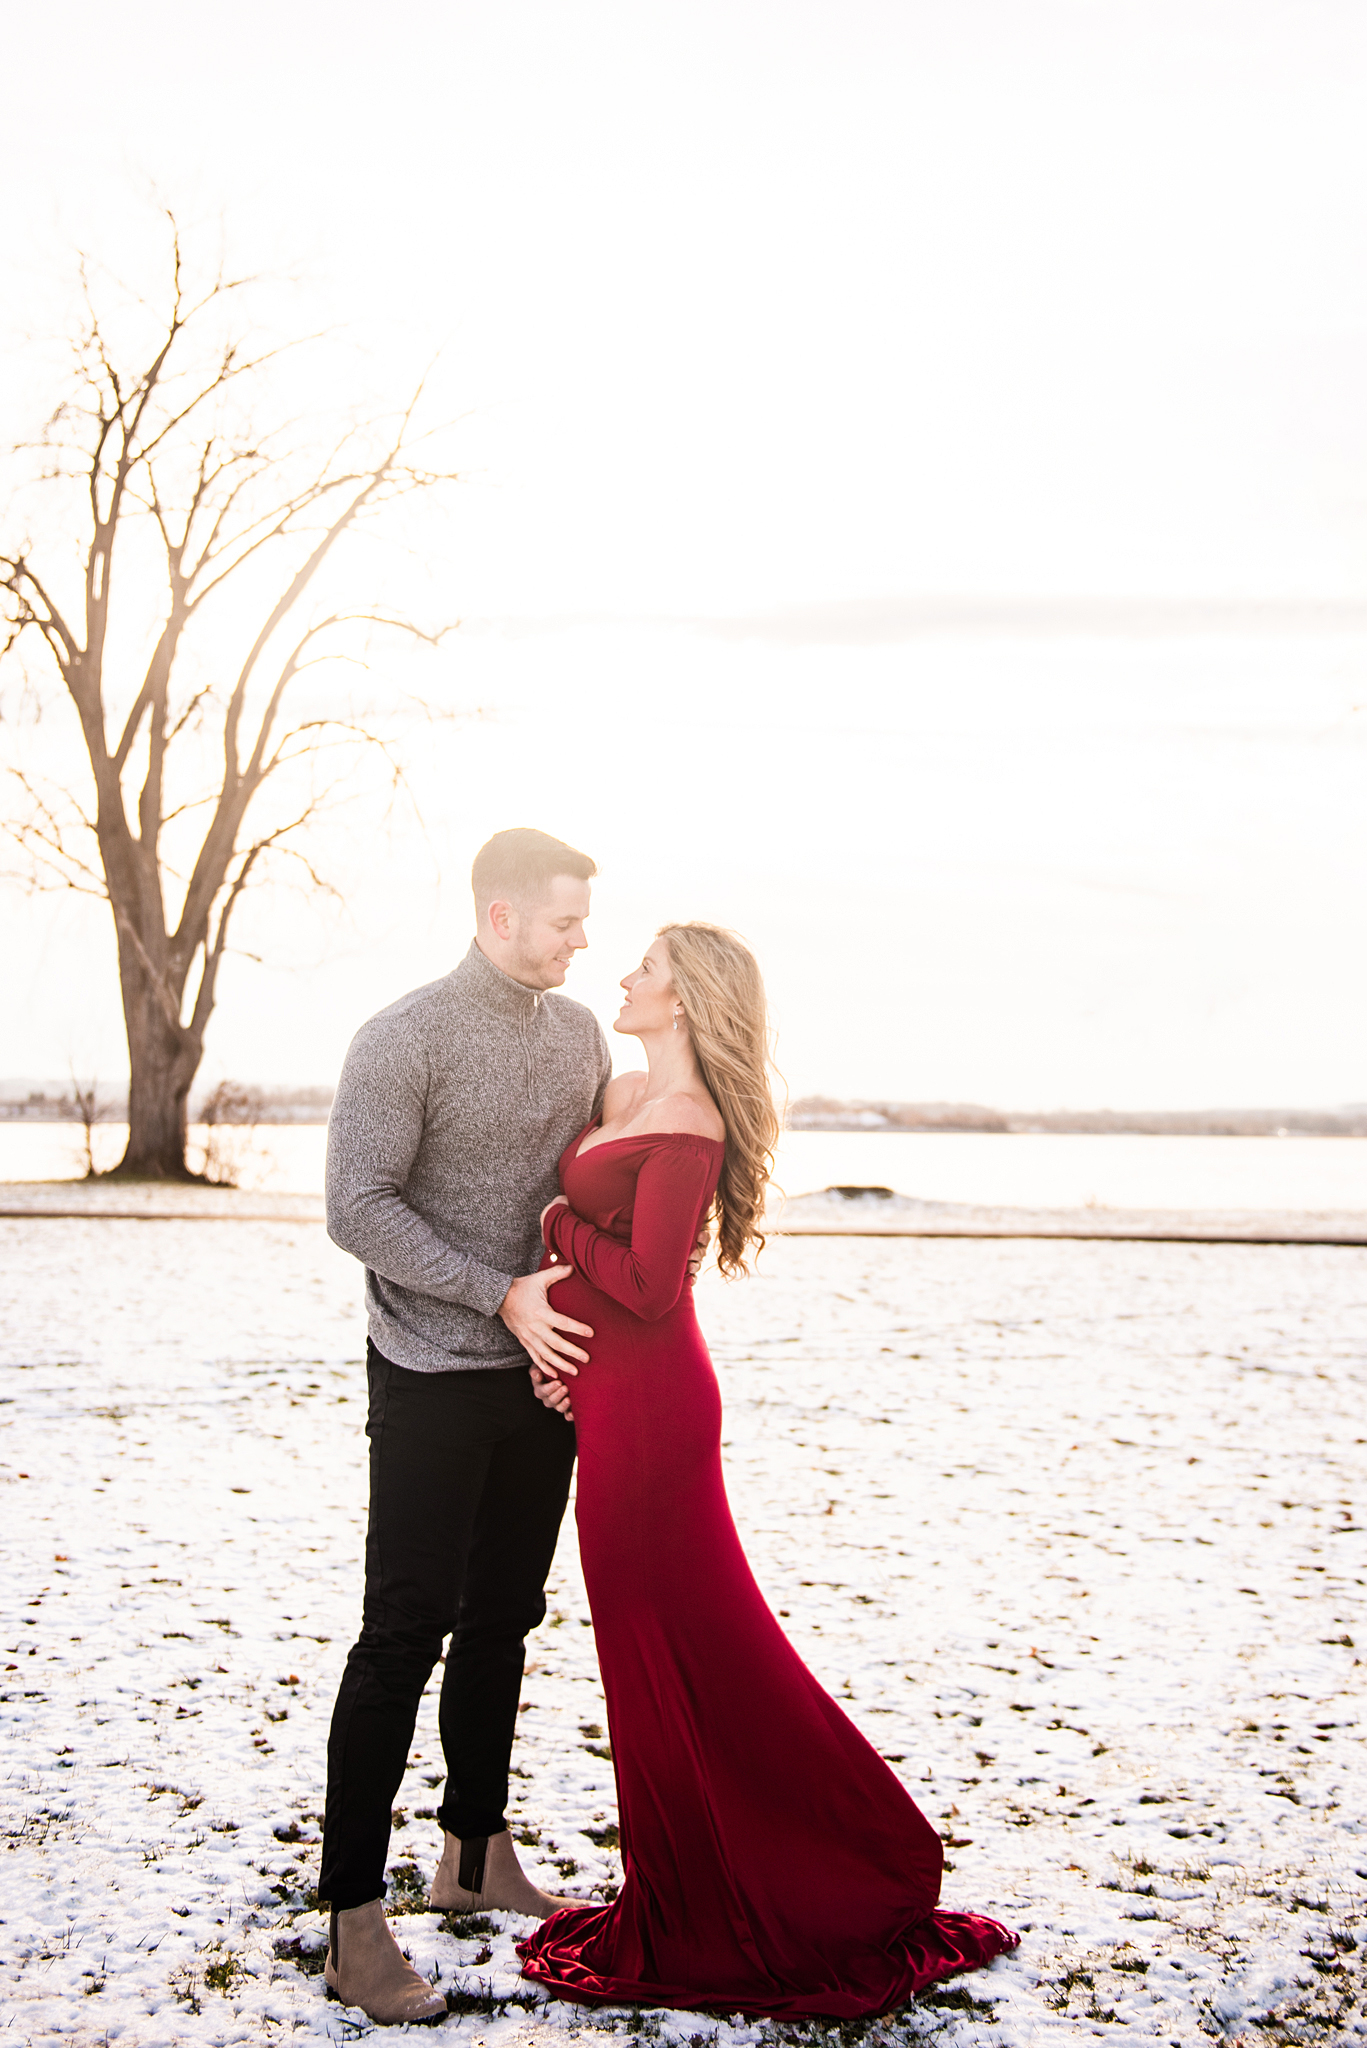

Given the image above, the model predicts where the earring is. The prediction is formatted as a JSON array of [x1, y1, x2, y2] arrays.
[[673, 1014, 679, 1032]]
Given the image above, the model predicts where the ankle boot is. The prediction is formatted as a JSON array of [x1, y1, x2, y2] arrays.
[[429, 1828, 579, 1918], [324, 1898, 446, 2024]]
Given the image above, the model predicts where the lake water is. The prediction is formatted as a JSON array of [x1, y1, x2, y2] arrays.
[[3, 1122, 1366, 1213]]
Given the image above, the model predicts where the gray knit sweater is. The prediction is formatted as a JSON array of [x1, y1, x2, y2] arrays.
[[325, 940, 611, 1372]]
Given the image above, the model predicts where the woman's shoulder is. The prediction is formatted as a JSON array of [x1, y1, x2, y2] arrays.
[[598, 1072, 725, 1144], [601, 1071, 649, 1119], [639, 1090, 725, 1144]]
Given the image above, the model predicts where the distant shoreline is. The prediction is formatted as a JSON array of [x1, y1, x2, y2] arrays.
[[786, 1099, 1367, 1138], [2, 1082, 1365, 1139]]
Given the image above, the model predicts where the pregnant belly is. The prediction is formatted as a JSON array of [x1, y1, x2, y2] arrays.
[[536, 1247, 714, 1420], [535, 1246, 697, 1345], [536, 1246, 617, 1336]]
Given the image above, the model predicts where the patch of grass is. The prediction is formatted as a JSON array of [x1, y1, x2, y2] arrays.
[[444, 1982, 507, 2016], [584, 1821, 621, 1849], [274, 1933, 327, 1978], [266, 1871, 315, 1908], [170, 1965, 201, 2015], [386, 1860, 430, 1915], [439, 1911, 497, 1938], [770, 2013, 914, 2047], [919, 1983, 996, 2013], [202, 1944, 246, 1994], [1046, 1966, 1094, 2011], [1219, 1977, 1367, 2045]]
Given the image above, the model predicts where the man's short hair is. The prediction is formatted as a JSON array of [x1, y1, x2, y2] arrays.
[[471, 827, 597, 914]]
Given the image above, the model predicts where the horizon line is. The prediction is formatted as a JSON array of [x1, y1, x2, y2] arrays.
[[2, 1081, 1364, 1120], [464, 593, 1367, 647]]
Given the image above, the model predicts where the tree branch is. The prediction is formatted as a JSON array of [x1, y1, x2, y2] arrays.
[[0, 554, 82, 669], [2, 216, 463, 1175]]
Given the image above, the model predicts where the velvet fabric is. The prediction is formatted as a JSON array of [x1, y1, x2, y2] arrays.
[[518, 1125, 1017, 2016]]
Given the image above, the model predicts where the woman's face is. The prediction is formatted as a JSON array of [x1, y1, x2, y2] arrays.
[[615, 938, 677, 1037]]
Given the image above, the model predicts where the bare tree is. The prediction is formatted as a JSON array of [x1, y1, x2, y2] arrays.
[[66, 1067, 115, 1179], [1, 224, 457, 1178], [198, 1078, 267, 1187]]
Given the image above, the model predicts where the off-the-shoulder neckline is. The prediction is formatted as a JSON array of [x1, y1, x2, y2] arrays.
[[574, 1126, 725, 1161]]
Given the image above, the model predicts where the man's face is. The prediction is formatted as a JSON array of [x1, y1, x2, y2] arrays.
[[500, 874, 592, 990]]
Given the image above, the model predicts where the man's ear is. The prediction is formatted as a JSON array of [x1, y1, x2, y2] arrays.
[[486, 898, 515, 942]]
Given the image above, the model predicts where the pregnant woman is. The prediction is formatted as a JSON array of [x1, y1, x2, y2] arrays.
[[516, 923, 1016, 2017]]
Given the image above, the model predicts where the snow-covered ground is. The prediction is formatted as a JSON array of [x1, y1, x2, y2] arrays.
[[2, 1220, 1364, 2045]]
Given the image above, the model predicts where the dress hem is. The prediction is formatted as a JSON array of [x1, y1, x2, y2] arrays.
[[517, 1907, 1020, 2019]]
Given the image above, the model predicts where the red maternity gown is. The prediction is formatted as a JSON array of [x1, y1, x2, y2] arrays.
[[516, 1126, 1017, 2017]]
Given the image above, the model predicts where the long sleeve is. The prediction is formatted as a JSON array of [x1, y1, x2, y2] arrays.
[[544, 1139, 719, 1322], [326, 1020, 515, 1319]]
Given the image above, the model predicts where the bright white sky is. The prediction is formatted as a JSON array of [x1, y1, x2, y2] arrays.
[[3, 0, 1367, 1109]]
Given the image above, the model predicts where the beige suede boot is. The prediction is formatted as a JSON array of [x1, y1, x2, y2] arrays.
[[324, 1899, 447, 2025], [429, 1828, 579, 1918]]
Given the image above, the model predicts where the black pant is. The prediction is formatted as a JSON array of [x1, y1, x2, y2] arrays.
[[319, 1341, 576, 1909]]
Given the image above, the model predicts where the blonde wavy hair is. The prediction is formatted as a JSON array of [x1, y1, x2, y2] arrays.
[[657, 922, 782, 1276]]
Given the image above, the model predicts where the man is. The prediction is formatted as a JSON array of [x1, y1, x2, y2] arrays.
[[319, 827, 609, 2025]]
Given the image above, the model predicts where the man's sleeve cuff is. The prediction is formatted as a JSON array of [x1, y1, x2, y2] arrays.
[[470, 1266, 518, 1320]]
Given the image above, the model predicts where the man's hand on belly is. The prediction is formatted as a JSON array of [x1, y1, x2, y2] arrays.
[[498, 1267, 593, 1376]]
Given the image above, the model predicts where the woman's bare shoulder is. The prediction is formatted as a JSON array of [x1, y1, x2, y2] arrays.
[[602, 1071, 648, 1117], [641, 1090, 725, 1143]]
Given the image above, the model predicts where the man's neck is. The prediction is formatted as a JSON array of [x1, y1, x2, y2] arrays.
[[474, 931, 545, 993]]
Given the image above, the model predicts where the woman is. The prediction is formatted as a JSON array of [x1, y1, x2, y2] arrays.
[[517, 923, 1016, 2017]]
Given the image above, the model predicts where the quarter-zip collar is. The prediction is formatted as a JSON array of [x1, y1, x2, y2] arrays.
[[455, 938, 546, 1023], [455, 941, 546, 1099]]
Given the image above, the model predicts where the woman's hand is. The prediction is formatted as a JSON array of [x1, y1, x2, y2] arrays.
[[529, 1362, 575, 1423], [540, 1194, 569, 1231], [687, 1217, 711, 1279]]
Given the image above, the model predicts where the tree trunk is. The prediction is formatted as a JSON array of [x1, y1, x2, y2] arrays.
[[112, 944, 203, 1180]]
